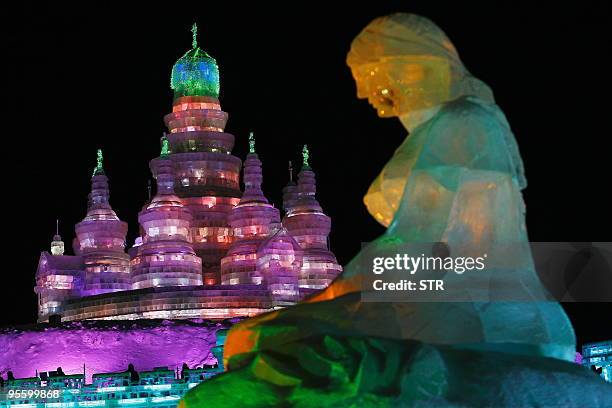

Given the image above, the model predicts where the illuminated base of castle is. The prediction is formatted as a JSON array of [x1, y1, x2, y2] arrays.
[[58, 284, 318, 322]]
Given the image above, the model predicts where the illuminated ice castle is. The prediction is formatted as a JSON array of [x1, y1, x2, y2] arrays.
[[34, 24, 342, 323]]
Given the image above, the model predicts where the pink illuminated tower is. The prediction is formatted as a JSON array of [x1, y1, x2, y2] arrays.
[[131, 139, 203, 289], [35, 224, 84, 318], [73, 150, 131, 295], [164, 24, 241, 285], [221, 133, 281, 284], [221, 133, 302, 304], [283, 146, 342, 289]]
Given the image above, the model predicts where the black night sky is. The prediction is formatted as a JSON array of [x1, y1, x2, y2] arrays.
[[3, 2, 611, 347]]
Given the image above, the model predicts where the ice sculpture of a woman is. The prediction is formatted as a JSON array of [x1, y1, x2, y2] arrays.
[[180, 14, 611, 407]]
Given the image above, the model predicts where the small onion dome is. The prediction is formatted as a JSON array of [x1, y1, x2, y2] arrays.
[[51, 234, 64, 256], [171, 24, 220, 98]]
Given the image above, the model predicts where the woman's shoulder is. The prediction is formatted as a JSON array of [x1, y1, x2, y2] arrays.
[[419, 95, 513, 149], [434, 95, 509, 129], [414, 95, 525, 183]]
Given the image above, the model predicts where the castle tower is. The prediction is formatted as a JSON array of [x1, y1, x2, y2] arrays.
[[220, 133, 284, 285], [74, 149, 131, 295], [256, 228, 303, 306], [283, 146, 342, 288], [35, 224, 84, 320], [131, 138, 203, 289], [163, 24, 241, 285]]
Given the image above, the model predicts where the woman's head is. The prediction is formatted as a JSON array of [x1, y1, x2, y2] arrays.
[[347, 13, 493, 118]]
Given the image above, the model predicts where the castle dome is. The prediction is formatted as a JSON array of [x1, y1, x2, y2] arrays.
[[170, 23, 220, 98]]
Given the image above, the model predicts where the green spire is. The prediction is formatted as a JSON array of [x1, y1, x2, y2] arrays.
[[248, 132, 256, 154], [191, 22, 198, 49], [93, 148, 104, 176], [302, 145, 311, 169], [160, 134, 170, 158]]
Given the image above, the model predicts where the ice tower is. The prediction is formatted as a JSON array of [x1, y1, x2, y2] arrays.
[[221, 134, 302, 304], [283, 146, 342, 288], [35, 228, 83, 318], [220, 133, 280, 284], [164, 23, 241, 285], [131, 140, 203, 289], [74, 150, 131, 295]]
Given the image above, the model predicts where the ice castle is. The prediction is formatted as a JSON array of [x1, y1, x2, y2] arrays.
[[34, 24, 342, 323]]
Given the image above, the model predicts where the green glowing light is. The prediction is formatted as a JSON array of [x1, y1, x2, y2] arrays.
[[161, 134, 170, 157], [93, 148, 104, 176], [192, 23, 198, 49], [171, 24, 220, 98], [302, 145, 311, 169], [249, 132, 256, 154]]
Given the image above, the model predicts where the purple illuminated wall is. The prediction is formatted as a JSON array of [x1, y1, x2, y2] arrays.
[[0, 319, 232, 383]]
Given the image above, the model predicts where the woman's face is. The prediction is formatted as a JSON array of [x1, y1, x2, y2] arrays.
[[351, 56, 451, 118]]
